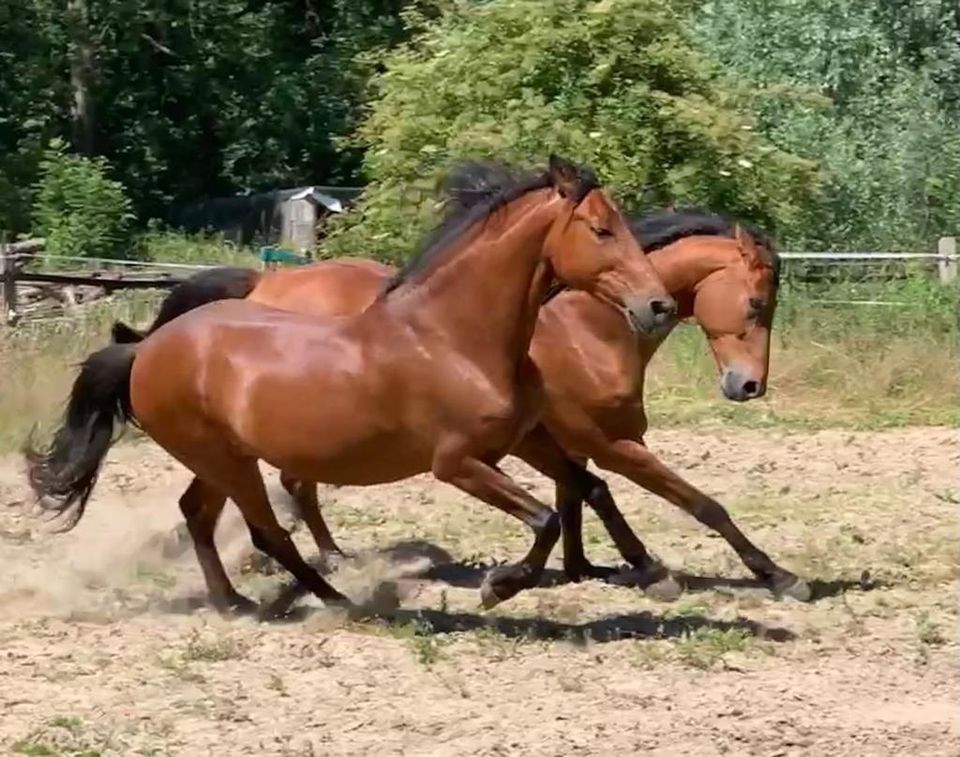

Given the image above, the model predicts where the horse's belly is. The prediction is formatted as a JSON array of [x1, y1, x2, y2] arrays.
[[265, 432, 432, 486]]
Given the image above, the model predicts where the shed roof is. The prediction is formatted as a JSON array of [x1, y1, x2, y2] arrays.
[[287, 186, 344, 213]]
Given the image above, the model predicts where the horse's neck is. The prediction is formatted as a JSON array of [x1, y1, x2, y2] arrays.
[[648, 237, 734, 318], [390, 191, 559, 372]]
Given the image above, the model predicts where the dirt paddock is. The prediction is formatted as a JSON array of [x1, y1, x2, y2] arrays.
[[1, 425, 957, 756]]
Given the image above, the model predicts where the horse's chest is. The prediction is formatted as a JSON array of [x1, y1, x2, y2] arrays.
[[592, 396, 648, 440], [451, 381, 540, 450]]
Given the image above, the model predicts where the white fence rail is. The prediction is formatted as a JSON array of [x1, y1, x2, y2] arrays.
[[2, 237, 957, 324], [781, 237, 957, 285], [12, 243, 960, 271]]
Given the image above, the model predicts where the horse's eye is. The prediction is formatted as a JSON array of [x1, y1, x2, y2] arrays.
[[748, 297, 765, 316], [592, 226, 614, 239]]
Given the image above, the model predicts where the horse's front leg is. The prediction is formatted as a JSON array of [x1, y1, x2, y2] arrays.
[[433, 442, 561, 608], [591, 437, 811, 600], [512, 425, 676, 595]]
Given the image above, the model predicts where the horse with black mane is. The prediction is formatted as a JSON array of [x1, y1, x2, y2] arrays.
[[25, 155, 677, 616], [111, 162, 809, 608]]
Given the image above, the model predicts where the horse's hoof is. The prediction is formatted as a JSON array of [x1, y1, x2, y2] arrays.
[[480, 564, 531, 609], [774, 574, 812, 602], [606, 560, 678, 596], [480, 578, 506, 610], [214, 593, 258, 617], [644, 572, 683, 602]]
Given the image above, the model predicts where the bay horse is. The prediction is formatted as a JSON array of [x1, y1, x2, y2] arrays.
[[114, 179, 810, 603], [25, 155, 678, 615]]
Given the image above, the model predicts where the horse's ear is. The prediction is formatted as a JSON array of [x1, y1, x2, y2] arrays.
[[734, 224, 762, 267], [548, 154, 581, 199], [733, 223, 749, 247]]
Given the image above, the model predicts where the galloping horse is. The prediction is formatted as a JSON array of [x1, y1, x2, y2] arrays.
[[113, 168, 810, 604], [26, 155, 677, 614]]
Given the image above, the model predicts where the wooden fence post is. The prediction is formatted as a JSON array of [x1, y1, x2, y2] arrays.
[[0, 238, 19, 325], [938, 237, 957, 285]]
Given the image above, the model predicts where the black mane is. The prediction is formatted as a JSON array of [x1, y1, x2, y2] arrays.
[[382, 166, 778, 298], [630, 207, 772, 252], [630, 207, 779, 280], [382, 160, 556, 296]]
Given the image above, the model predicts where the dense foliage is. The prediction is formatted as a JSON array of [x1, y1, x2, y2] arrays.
[[326, 0, 818, 260], [0, 0, 433, 236], [1, 0, 957, 256], [32, 140, 135, 259], [697, 0, 960, 251]]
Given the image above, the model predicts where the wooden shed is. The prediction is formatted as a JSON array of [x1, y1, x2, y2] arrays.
[[279, 187, 344, 254], [171, 185, 357, 251]]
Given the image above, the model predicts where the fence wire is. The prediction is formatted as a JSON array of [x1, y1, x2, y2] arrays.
[[2, 247, 957, 327]]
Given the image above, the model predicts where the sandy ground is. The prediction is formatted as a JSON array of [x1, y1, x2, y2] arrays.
[[0, 425, 957, 756]]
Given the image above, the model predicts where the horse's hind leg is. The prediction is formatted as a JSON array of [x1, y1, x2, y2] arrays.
[[513, 427, 668, 587], [160, 433, 350, 614], [246, 474, 345, 579], [279, 473, 346, 559], [179, 476, 257, 615], [224, 461, 350, 610]]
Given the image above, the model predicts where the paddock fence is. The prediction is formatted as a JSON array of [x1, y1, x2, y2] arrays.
[[1, 237, 956, 326]]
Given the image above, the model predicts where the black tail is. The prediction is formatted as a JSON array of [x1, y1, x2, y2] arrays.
[[111, 266, 261, 344], [24, 344, 138, 529], [111, 321, 145, 343]]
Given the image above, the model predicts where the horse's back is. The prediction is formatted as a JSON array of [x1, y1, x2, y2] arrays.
[[128, 297, 417, 469], [248, 258, 395, 317]]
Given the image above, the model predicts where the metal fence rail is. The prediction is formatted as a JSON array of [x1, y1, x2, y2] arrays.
[[2, 238, 957, 325], [12, 248, 960, 269]]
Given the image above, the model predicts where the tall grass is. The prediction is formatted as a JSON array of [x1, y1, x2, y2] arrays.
[[0, 271, 956, 455], [0, 292, 164, 452], [139, 228, 255, 267]]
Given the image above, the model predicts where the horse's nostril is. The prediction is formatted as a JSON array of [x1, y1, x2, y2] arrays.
[[743, 380, 760, 397], [650, 298, 676, 318]]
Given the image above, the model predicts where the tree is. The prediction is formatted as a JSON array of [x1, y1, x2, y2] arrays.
[[0, 0, 68, 234], [32, 139, 135, 259], [325, 0, 819, 261], [695, 0, 960, 251], [0, 0, 435, 235]]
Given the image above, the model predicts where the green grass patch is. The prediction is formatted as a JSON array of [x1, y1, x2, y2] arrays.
[[1, 270, 955, 457]]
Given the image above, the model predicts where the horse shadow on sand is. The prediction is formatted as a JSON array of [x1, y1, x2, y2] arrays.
[[375, 539, 884, 602], [156, 538, 883, 644]]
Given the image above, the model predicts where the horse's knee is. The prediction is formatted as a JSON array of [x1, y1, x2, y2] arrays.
[[249, 524, 291, 554], [585, 477, 613, 511], [430, 451, 462, 484], [537, 509, 561, 542], [565, 465, 612, 512]]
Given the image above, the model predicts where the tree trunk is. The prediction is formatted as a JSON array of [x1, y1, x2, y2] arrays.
[[67, 0, 96, 154]]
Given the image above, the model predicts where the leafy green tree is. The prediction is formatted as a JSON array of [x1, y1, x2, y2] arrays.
[[32, 139, 135, 259], [696, 0, 960, 251], [0, 0, 68, 234], [1, 0, 434, 234], [326, 0, 818, 261]]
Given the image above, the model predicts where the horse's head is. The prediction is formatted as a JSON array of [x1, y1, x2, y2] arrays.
[[691, 225, 779, 401], [543, 155, 676, 336]]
